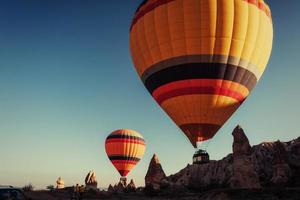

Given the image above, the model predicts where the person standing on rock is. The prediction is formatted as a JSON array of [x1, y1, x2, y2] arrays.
[[78, 185, 85, 200], [71, 184, 80, 200]]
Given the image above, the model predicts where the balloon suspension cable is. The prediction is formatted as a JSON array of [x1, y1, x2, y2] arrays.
[[195, 142, 199, 150], [204, 139, 212, 151], [196, 140, 212, 151], [196, 141, 202, 150]]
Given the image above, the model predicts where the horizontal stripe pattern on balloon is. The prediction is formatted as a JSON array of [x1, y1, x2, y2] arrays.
[[131, 0, 272, 30], [159, 94, 241, 131], [108, 155, 141, 162], [106, 134, 145, 145], [153, 79, 249, 105], [105, 129, 146, 177], [143, 62, 257, 94], [141, 55, 261, 83], [129, 0, 273, 147], [180, 123, 221, 146]]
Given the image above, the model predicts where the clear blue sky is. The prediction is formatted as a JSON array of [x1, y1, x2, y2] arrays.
[[0, 0, 299, 189]]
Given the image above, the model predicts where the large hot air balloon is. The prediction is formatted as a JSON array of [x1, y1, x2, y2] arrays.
[[105, 129, 146, 178], [130, 0, 273, 151]]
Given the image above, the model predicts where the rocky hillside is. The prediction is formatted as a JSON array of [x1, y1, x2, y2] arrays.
[[145, 126, 300, 190]]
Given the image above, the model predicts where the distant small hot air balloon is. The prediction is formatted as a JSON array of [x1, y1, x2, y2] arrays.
[[105, 129, 146, 178], [129, 0, 273, 157]]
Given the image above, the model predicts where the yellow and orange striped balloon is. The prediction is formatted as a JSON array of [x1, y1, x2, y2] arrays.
[[130, 0, 273, 147], [105, 129, 146, 177]]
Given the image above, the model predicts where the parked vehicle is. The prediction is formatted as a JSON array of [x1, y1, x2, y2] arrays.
[[0, 186, 27, 200]]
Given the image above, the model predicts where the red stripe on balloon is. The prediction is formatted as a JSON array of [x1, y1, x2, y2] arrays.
[[111, 160, 138, 165], [131, 0, 271, 30], [131, 0, 173, 30], [152, 79, 247, 104]]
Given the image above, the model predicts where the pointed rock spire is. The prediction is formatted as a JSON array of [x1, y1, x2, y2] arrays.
[[232, 125, 251, 156], [107, 184, 114, 192], [231, 125, 260, 188], [125, 179, 137, 192], [145, 154, 166, 189]]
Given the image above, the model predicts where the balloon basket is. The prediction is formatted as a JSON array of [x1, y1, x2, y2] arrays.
[[193, 149, 210, 164], [120, 177, 127, 183]]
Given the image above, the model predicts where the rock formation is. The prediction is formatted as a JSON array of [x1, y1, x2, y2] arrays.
[[85, 170, 98, 191], [108, 178, 138, 193], [145, 125, 300, 190], [113, 179, 126, 193], [107, 184, 114, 192], [145, 154, 166, 190], [113, 184, 118, 191], [125, 179, 137, 192], [164, 155, 233, 190], [230, 125, 260, 188], [232, 125, 251, 156], [270, 141, 291, 185], [56, 177, 65, 189], [116, 182, 125, 193]]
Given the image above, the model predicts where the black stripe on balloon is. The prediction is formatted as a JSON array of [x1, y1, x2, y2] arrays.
[[144, 63, 257, 94], [108, 156, 141, 162], [106, 135, 145, 142]]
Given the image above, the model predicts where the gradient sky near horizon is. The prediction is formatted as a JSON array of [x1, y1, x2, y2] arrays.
[[0, 0, 299, 189]]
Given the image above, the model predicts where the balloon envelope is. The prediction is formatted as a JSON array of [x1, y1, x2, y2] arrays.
[[130, 0, 273, 147], [105, 129, 146, 177]]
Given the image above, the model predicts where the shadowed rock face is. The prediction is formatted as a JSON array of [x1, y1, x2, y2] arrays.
[[251, 140, 297, 186], [108, 178, 138, 193], [126, 179, 137, 192], [230, 125, 260, 188], [110, 180, 127, 193], [166, 155, 233, 189], [145, 154, 166, 189], [232, 125, 251, 156], [107, 184, 114, 192], [146, 126, 300, 190]]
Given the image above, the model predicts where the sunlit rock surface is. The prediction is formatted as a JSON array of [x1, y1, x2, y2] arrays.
[[56, 177, 65, 189], [85, 170, 98, 191]]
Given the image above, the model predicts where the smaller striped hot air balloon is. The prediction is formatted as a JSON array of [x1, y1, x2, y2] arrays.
[[105, 129, 146, 178]]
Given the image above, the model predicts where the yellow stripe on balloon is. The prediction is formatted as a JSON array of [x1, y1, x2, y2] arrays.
[[160, 94, 240, 126], [130, 0, 273, 79]]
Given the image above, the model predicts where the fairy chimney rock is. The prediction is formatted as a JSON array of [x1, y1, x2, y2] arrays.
[[56, 177, 65, 189], [232, 125, 251, 156], [85, 170, 98, 191], [126, 179, 137, 192], [231, 125, 261, 188], [145, 154, 166, 189], [107, 184, 114, 192]]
